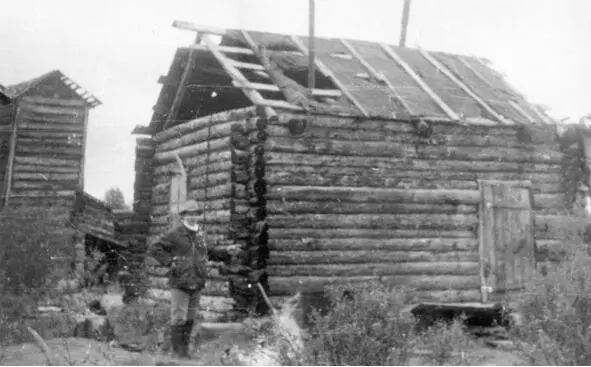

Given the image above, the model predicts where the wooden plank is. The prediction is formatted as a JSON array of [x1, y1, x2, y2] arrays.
[[379, 43, 459, 120], [339, 39, 413, 115], [419, 48, 512, 125], [290, 35, 369, 118], [229, 59, 266, 71], [188, 43, 254, 55], [79, 107, 88, 190], [3, 104, 18, 207], [478, 182, 495, 302], [232, 80, 342, 98], [172, 20, 227, 36], [162, 35, 199, 130]]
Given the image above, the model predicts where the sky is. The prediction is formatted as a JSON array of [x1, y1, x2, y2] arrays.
[[1, 0, 590, 204]]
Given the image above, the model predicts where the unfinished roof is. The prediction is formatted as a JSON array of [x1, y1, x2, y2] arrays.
[[3, 70, 102, 108], [144, 21, 555, 133]]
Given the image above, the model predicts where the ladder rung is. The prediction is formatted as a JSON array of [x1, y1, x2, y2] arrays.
[[257, 98, 303, 111], [188, 43, 254, 55], [234, 81, 342, 98], [230, 60, 265, 71]]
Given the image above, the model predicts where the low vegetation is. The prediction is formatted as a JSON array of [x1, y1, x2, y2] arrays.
[[2, 205, 591, 365]]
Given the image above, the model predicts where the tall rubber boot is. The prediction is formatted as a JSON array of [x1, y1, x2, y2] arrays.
[[171, 325, 188, 359], [182, 320, 194, 358]]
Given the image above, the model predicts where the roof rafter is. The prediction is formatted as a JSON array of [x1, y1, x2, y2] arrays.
[[419, 48, 513, 125], [379, 43, 459, 121], [339, 39, 413, 116], [290, 35, 369, 118]]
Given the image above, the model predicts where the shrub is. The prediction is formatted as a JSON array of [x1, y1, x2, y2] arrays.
[[109, 301, 171, 352], [0, 206, 75, 296], [510, 245, 591, 365]]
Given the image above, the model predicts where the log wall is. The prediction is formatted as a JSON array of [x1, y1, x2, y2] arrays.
[[258, 113, 579, 303], [8, 96, 87, 209], [147, 107, 258, 315]]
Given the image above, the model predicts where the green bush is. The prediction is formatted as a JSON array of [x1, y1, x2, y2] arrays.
[[510, 245, 591, 365], [302, 282, 475, 366], [0, 206, 75, 296]]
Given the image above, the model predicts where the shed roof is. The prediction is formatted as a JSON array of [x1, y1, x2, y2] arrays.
[[3, 70, 101, 108], [144, 21, 555, 133]]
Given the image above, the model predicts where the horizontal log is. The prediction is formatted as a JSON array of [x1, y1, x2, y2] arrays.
[[533, 193, 566, 210], [265, 137, 562, 164], [266, 200, 477, 216], [18, 121, 84, 132], [264, 165, 563, 192], [412, 290, 481, 303], [14, 156, 80, 167], [19, 113, 82, 125], [266, 186, 480, 204], [154, 107, 256, 143], [267, 213, 478, 230], [16, 145, 83, 157], [19, 103, 85, 117], [266, 124, 559, 149], [17, 130, 83, 140], [17, 137, 83, 146], [153, 156, 234, 179], [11, 180, 78, 190], [267, 238, 478, 252], [535, 214, 588, 240], [8, 189, 76, 198], [150, 198, 246, 216], [268, 228, 476, 239], [277, 113, 558, 141], [21, 96, 87, 107], [150, 211, 233, 226], [268, 250, 478, 265], [267, 272, 480, 295], [267, 169, 479, 190], [264, 152, 562, 175], [11, 172, 79, 181], [152, 183, 235, 203], [157, 120, 250, 151], [154, 136, 235, 162]]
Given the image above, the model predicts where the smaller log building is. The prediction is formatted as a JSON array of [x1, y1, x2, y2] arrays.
[[0, 70, 129, 279], [133, 22, 591, 315]]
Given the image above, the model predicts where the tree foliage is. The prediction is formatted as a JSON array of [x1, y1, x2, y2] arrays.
[[104, 187, 127, 210]]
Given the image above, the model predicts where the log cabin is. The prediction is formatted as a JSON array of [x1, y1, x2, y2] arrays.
[[133, 21, 591, 315], [0, 70, 129, 279]]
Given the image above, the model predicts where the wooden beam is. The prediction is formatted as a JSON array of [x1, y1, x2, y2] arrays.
[[308, 0, 316, 90], [399, 0, 412, 48], [79, 106, 89, 191], [3, 104, 19, 207], [162, 39, 198, 130], [380, 43, 459, 121], [187, 43, 254, 55], [229, 59, 266, 71], [232, 80, 341, 98], [455, 56, 535, 124], [172, 20, 227, 36], [290, 35, 369, 118], [419, 48, 512, 125], [340, 39, 413, 115]]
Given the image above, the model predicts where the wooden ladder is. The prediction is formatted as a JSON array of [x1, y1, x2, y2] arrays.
[[173, 21, 346, 115]]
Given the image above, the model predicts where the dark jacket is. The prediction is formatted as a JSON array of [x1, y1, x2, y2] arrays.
[[148, 225, 225, 291]]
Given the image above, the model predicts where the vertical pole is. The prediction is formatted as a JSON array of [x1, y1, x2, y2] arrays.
[[308, 0, 316, 89], [399, 0, 412, 48], [3, 102, 18, 208]]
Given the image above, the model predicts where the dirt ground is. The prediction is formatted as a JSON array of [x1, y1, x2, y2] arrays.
[[0, 329, 528, 366]]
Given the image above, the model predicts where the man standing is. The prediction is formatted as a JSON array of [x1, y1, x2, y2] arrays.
[[148, 199, 236, 359]]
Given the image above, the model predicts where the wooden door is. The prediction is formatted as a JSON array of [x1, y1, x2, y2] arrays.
[[478, 180, 536, 302]]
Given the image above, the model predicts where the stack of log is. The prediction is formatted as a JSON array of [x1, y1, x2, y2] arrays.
[[146, 108, 265, 315], [258, 114, 575, 303], [8, 97, 86, 208], [70, 191, 117, 244], [133, 137, 155, 236]]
